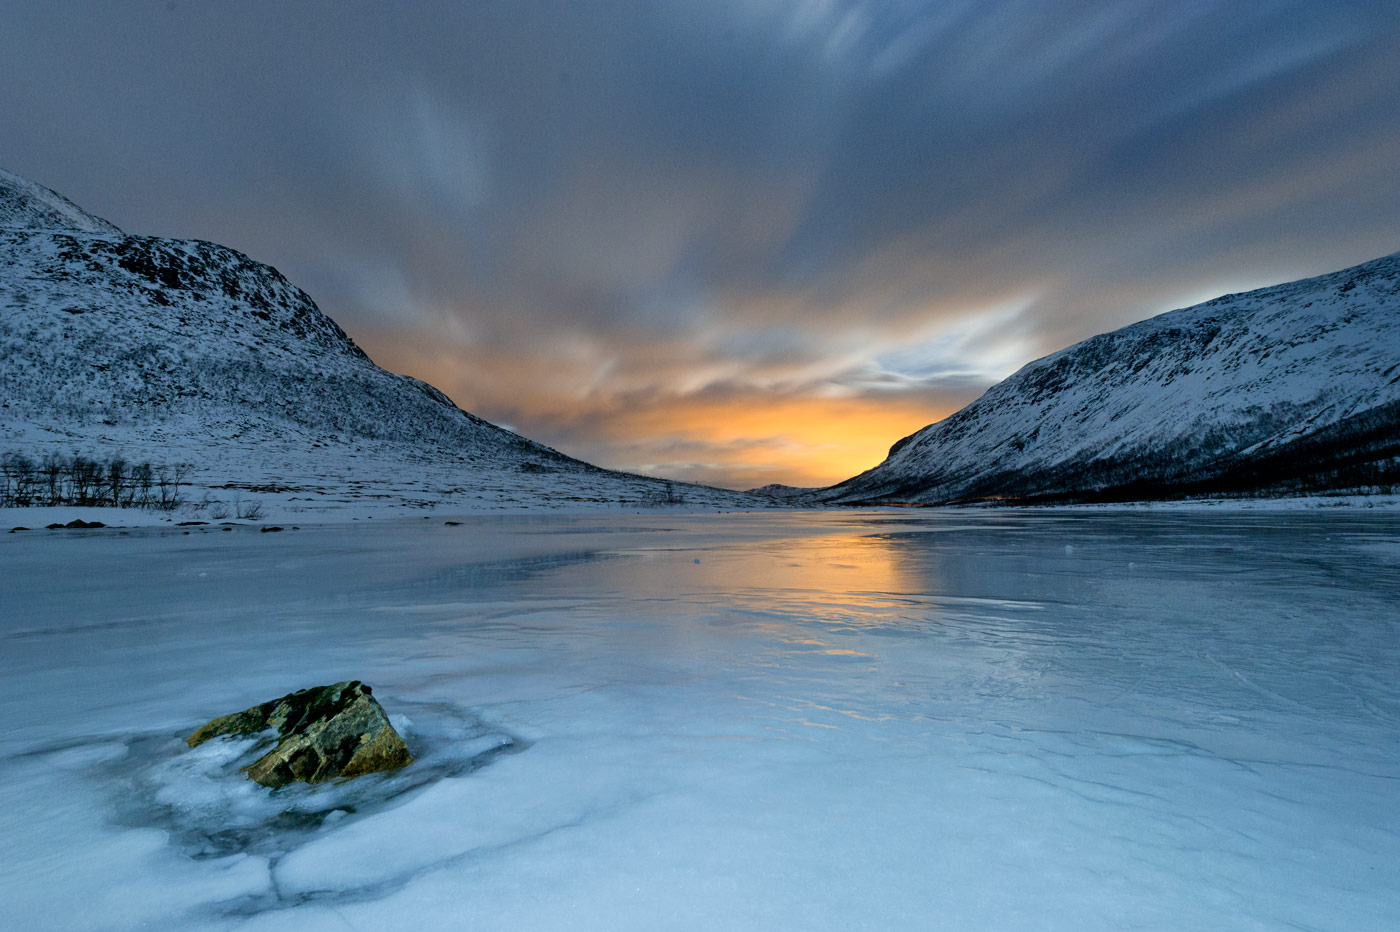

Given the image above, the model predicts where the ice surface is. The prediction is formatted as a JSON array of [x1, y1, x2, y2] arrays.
[[2, 510, 1398, 930]]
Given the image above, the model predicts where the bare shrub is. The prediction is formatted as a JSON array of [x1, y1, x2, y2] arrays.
[[0, 451, 186, 510]]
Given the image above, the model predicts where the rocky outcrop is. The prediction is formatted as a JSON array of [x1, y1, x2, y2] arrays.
[[187, 681, 412, 788]]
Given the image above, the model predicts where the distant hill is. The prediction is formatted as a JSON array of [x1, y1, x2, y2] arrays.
[[0, 168, 768, 513], [815, 252, 1400, 505], [747, 484, 818, 500]]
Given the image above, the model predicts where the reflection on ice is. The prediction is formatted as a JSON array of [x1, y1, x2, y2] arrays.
[[1, 510, 1398, 930]]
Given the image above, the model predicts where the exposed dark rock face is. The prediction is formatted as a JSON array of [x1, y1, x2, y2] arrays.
[[187, 681, 412, 788]]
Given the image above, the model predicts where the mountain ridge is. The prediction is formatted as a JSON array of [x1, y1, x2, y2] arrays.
[[811, 250, 1400, 505], [0, 167, 122, 236], [0, 169, 770, 514]]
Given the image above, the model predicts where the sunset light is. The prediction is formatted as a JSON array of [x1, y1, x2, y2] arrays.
[[4, 3, 1400, 930]]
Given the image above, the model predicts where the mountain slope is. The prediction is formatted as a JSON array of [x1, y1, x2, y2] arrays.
[[0, 167, 122, 236], [818, 253, 1400, 504], [0, 169, 767, 514]]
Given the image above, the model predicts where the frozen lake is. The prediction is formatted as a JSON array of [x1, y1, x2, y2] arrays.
[[3, 509, 1398, 931]]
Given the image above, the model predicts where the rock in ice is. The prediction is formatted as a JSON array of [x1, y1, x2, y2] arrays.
[[186, 681, 412, 788]]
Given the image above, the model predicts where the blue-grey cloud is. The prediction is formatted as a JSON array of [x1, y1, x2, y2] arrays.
[[2, 0, 1398, 485]]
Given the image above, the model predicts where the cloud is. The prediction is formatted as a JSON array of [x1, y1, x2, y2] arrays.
[[2, 0, 1398, 486]]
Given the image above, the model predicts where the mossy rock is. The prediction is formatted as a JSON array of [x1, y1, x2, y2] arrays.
[[187, 681, 412, 788]]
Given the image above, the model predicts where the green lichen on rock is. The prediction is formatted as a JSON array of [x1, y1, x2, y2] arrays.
[[187, 681, 412, 788]]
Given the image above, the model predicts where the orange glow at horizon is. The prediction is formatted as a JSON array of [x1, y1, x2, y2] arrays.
[[591, 394, 959, 489], [359, 330, 968, 490]]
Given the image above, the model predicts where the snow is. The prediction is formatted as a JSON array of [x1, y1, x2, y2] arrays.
[[3, 510, 1398, 931], [0, 167, 122, 236]]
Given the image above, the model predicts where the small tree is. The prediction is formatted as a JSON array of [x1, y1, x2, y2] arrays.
[[41, 452, 63, 506], [107, 457, 127, 507], [130, 462, 153, 508], [70, 456, 100, 505], [3, 453, 36, 506]]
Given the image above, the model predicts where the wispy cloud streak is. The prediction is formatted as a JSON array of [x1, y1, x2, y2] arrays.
[[2, 1, 1398, 486]]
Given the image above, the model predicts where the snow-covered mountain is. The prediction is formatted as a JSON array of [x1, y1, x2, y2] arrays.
[[0, 168, 122, 236], [817, 253, 1400, 504], [0, 168, 768, 514]]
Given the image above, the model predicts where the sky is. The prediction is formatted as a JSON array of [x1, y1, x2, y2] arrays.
[[3, 0, 1399, 489]]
